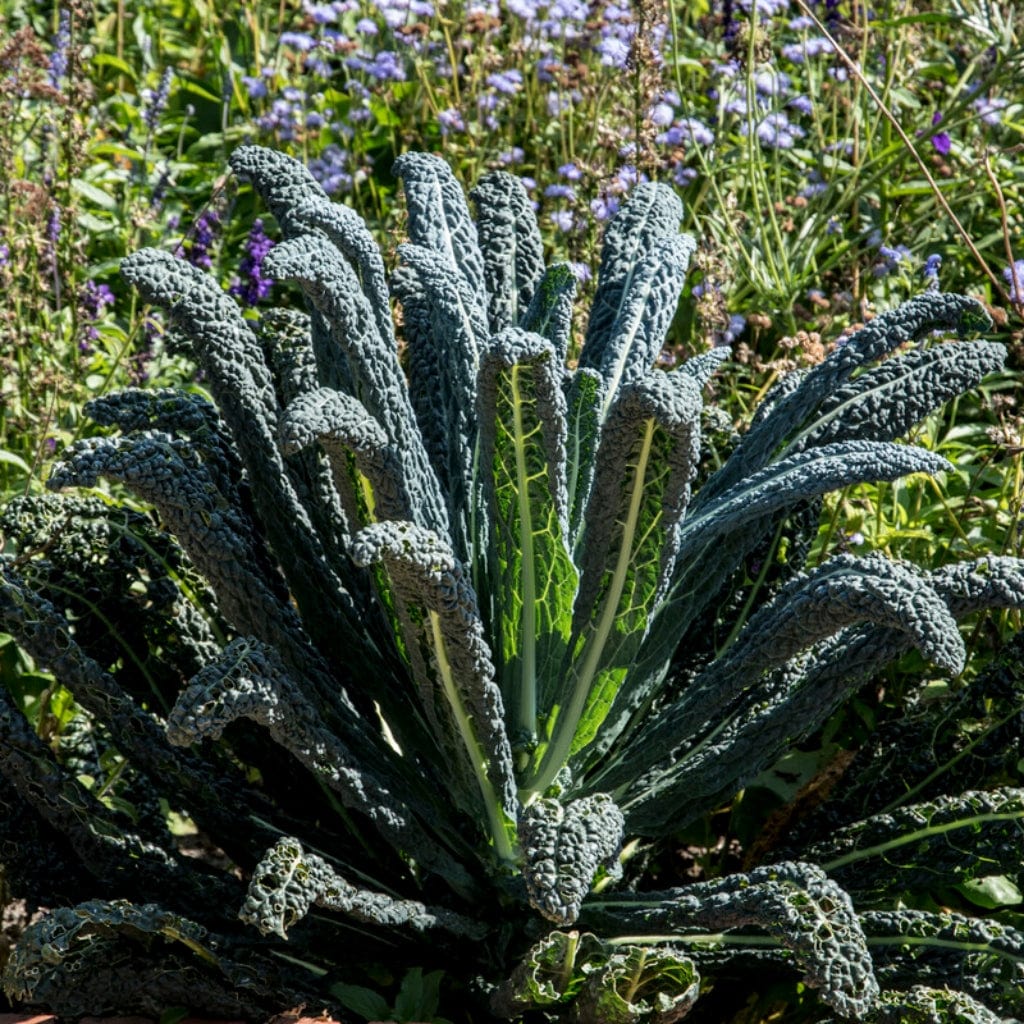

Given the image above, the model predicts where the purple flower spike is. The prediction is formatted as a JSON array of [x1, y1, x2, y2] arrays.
[[143, 68, 174, 132], [49, 8, 71, 87], [179, 208, 220, 269], [230, 218, 276, 307]]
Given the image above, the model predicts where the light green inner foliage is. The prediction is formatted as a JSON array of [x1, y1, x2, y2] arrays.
[[3, 145, 1024, 1024]]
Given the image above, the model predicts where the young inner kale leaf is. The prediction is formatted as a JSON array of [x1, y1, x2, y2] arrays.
[[2, 145, 1023, 1022]]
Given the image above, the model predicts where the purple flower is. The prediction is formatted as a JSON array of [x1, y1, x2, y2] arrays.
[[558, 162, 582, 181], [281, 31, 318, 51], [754, 70, 791, 97], [305, 55, 333, 77], [923, 253, 942, 287], [720, 313, 746, 346], [614, 164, 643, 190], [230, 218, 275, 307], [308, 144, 352, 195], [537, 57, 560, 84], [355, 17, 378, 34], [243, 74, 268, 99], [591, 195, 619, 221], [879, 244, 911, 263], [544, 183, 576, 201], [928, 110, 951, 155], [664, 117, 714, 147], [142, 68, 174, 132], [788, 94, 813, 116], [499, 147, 525, 166], [723, 94, 747, 117], [0, 242, 8, 267], [179, 208, 220, 269], [508, 0, 542, 18], [782, 36, 834, 62], [347, 50, 406, 81], [80, 280, 115, 318], [650, 101, 675, 127], [739, 0, 789, 17], [750, 111, 805, 149], [49, 8, 71, 87], [438, 108, 465, 135], [569, 261, 592, 283], [1003, 260, 1024, 303], [874, 244, 912, 276], [304, 1, 339, 22], [258, 97, 303, 140], [596, 35, 630, 68], [549, 210, 575, 232], [78, 279, 115, 347], [486, 69, 523, 95], [377, 0, 434, 29], [973, 95, 1008, 126], [546, 91, 576, 116], [672, 164, 697, 186]]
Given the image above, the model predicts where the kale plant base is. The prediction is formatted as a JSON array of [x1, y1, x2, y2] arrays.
[[3, 146, 1024, 1022]]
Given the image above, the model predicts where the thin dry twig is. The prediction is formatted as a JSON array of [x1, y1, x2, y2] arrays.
[[982, 150, 1023, 315]]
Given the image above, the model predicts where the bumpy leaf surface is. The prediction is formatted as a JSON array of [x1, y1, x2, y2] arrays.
[[469, 169, 546, 332], [519, 794, 625, 925]]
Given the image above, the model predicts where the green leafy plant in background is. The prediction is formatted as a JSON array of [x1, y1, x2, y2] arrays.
[[2, 145, 1024, 1023]]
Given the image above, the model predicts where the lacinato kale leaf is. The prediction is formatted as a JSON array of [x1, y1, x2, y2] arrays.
[[2, 144, 1020, 1023]]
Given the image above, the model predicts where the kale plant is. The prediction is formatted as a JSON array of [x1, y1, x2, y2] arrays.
[[2, 145, 1024, 1022]]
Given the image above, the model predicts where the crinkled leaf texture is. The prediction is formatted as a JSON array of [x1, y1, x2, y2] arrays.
[[1, 142, 1020, 1024]]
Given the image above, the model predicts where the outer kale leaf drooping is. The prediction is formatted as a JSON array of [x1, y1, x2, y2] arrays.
[[239, 837, 483, 941], [580, 860, 879, 1019]]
